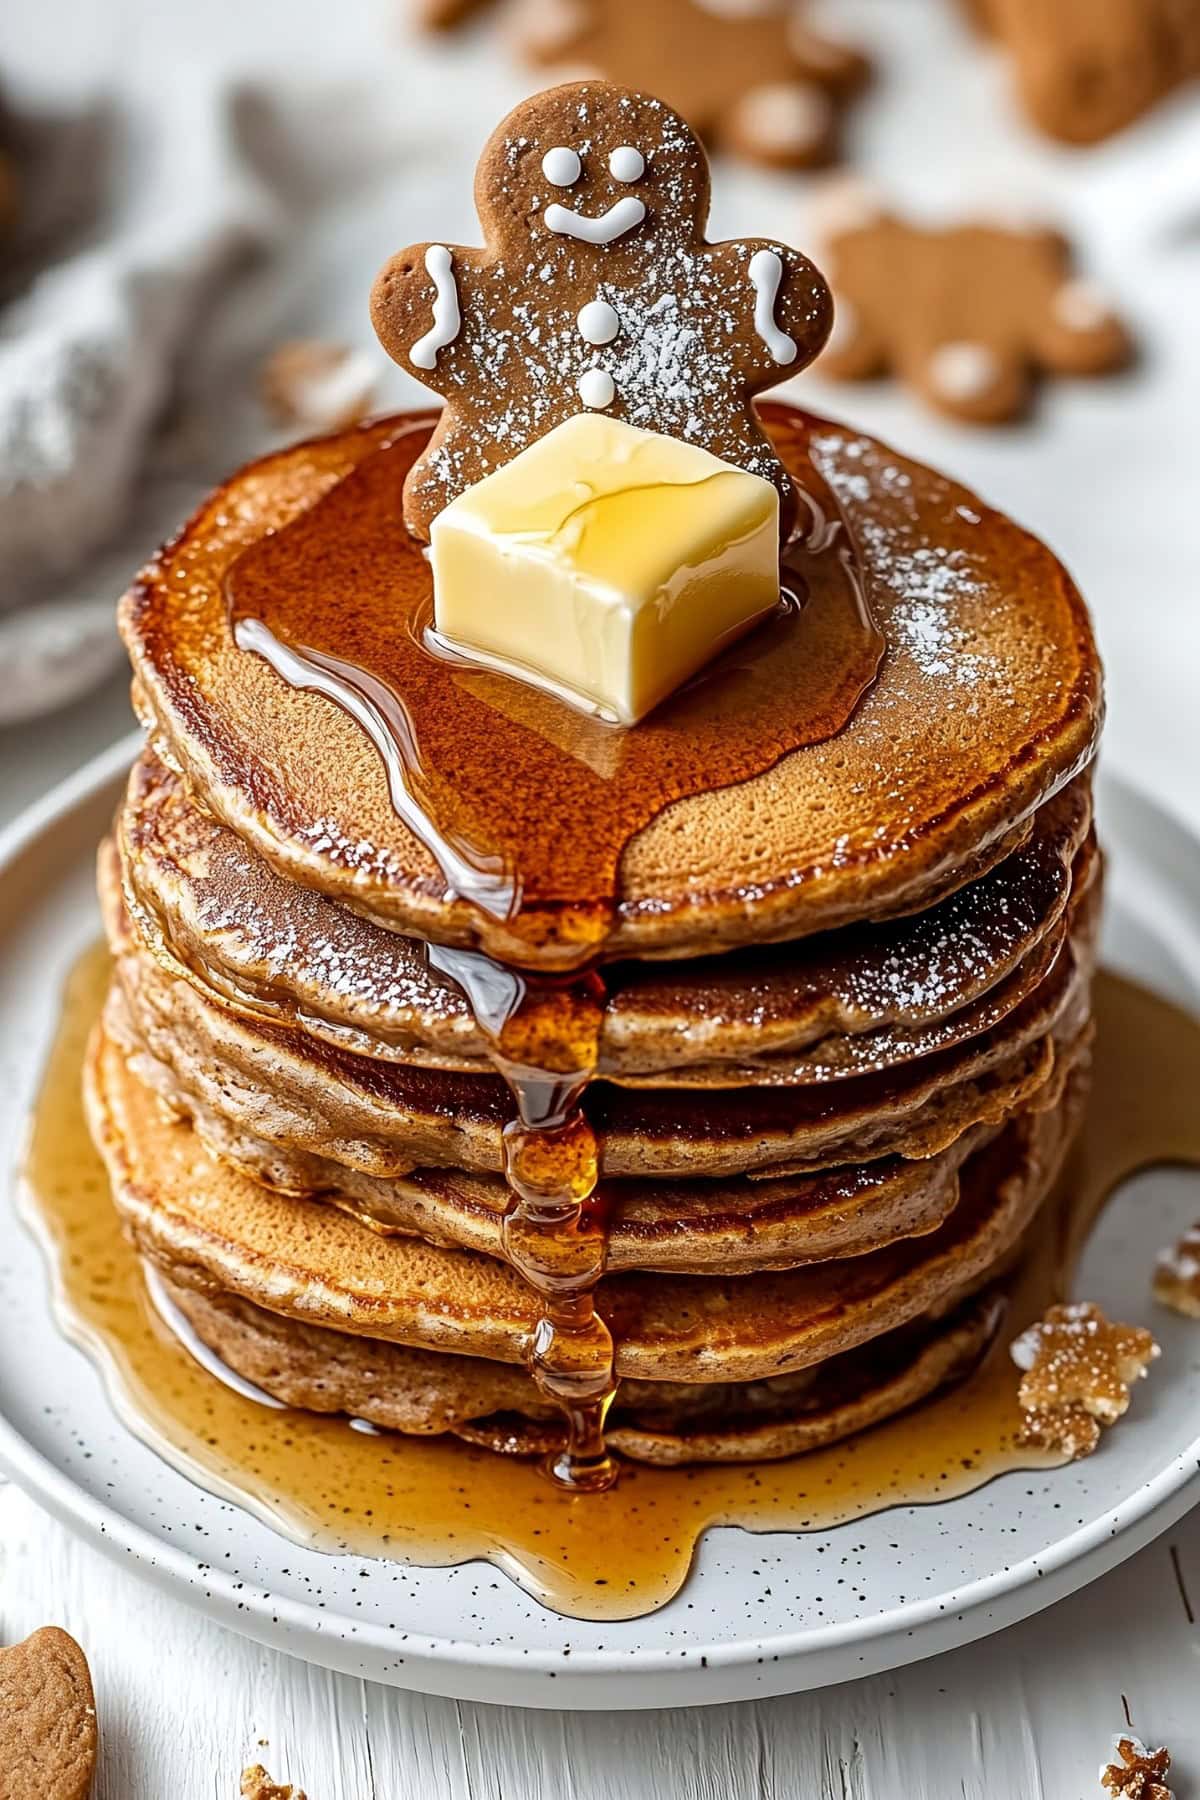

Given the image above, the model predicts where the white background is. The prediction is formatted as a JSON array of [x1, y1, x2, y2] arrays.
[[1, 0, 1198, 1793]]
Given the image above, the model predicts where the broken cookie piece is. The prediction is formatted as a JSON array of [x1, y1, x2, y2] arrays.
[[1011, 1300, 1159, 1458], [241, 1765, 308, 1800], [0, 1627, 97, 1800], [1153, 1222, 1200, 1318], [1100, 1733, 1174, 1799]]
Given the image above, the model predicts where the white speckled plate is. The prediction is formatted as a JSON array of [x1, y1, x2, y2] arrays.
[[1, 738, 1198, 1709]]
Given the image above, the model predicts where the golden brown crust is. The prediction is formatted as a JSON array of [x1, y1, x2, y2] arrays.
[[164, 1275, 1001, 1467], [84, 1015, 1089, 1385], [115, 748, 1093, 1081]]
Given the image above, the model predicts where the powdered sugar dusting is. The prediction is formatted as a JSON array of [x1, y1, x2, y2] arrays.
[[812, 429, 998, 695], [378, 84, 831, 532]]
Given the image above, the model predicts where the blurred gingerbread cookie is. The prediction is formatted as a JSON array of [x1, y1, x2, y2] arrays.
[[814, 186, 1132, 422], [260, 340, 379, 433], [513, 0, 869, 169], [371, 80, 833, 537], [968, 0, 1200, 144], [0, 1627, 97, 1800], [0, 148, 17, 239], [409, 0, 493, 28]]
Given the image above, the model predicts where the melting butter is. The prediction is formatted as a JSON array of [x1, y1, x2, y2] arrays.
[[430, 415, 780, 724]]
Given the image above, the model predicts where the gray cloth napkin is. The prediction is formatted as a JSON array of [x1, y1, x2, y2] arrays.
[[0, 73, 278, 724]]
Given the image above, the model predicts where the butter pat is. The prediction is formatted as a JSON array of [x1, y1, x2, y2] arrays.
[[430, 415, 780, 724]]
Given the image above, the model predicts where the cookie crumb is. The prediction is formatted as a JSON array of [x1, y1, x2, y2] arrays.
[[1153, 1222, 1200, 1318], [0, 1626, 98, 1800], [1011, 1301, 1159, 1458], [241, 1765, 308, 1800], [1100, 1732, 1173, 1798], [260, 340, 378, 433]]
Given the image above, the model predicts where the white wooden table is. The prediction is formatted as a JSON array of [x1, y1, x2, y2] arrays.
[[1, 1469, 1197, 1797], [3, 0, 1198, 1790]]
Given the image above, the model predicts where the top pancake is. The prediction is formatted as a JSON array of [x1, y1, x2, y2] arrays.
[[121, 403, 1102, 967]]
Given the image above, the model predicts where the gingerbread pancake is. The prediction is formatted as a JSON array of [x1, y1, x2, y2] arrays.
[[86, 1017, 1087, 1387], [157, 1273, 1003, 1466], [117, 751, 1094, 1082], [104, 874, 1094, 1183], [120, 404, 1102, 968], [102, 823, 1098, 1158]]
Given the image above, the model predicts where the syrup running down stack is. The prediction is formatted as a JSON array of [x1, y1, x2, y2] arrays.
[[77, 81, 1106, 1507]]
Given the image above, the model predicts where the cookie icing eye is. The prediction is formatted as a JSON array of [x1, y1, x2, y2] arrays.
[[608, 146, 645, 182], [542, 146, 582, 187]]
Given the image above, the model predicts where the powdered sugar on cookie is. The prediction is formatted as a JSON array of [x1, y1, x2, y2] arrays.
[[371, 81, 832, 538]]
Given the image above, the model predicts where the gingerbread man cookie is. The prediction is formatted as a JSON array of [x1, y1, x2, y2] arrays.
[[815, 190, 1131, 422], [371, 81, 833, 539], [514, 0, 869, 169], [0, 1627, 97, 1800], [967, 0, 1200, 145]]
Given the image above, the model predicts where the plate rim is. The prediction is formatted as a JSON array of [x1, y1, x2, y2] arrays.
[[1, 737, 1198, 1699]]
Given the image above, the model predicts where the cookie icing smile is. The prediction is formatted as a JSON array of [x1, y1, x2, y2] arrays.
[[544, 196, 647, 244]]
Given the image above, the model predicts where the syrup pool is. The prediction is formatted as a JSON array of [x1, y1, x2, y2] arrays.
[[21, 946, 1200, 1623]]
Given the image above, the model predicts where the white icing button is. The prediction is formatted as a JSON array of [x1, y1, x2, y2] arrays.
[[927, 340, 1002, 402], [577, 299, 620, 346], [1053, 278, 1113, 333], [542, 145, 581, 187], [608, 145, 645, 182], [577, 368, 615, 409]]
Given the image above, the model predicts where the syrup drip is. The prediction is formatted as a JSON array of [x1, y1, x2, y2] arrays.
[[224, 407, 884, 1488], [23, 949, 1200, 1620], [430, 944, 616, 1490]]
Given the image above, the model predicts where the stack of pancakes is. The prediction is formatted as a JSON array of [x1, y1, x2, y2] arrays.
[[87, 405, 1104, 1467]]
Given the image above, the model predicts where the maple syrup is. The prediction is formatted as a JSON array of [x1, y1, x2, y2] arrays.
[[429, 946, 616, 1489], [225, 407, 884, 946], [21, 946, 1200, 1621], [224, 405, 885, 1488]]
